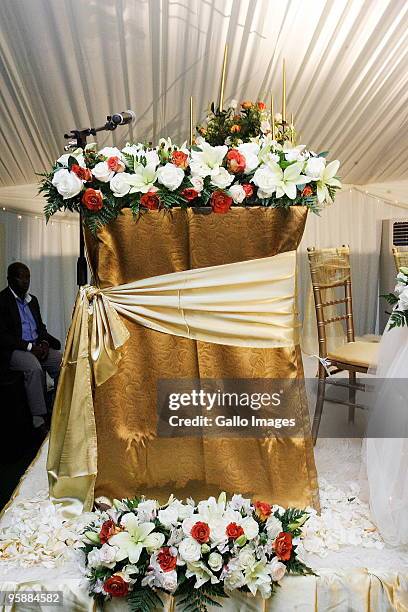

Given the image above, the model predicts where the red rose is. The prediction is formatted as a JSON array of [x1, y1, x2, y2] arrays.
[[242, 183, 254, 198], [171, 150, 189, 169], [230, 124, 241, 133], [226, 149, 246, 174], [254, 501, 272, 521], [107, 156, 125, 172], [273, 532, 293, 561], [103, 575, 129, 597], [181, 188, 199, 201], [226, 522, 244, 540], [210, 191, 233, 214], [257, 101, 266, 110], [71, 164, 92, 182], [99, 519, 116, 544], [82, 188, 103, 211], [191, 521, 210, 543], [157, 547, 177, 572], [140, 192, 160, 210], [301, 185, 313, 197]]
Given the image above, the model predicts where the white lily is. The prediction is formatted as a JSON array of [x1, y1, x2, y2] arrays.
[[109, 515, 165, 563], [190, 142, 228, 177], [264, 161, 308, 199], [126, 163, 158, 194], [316, 160, 341, 203]]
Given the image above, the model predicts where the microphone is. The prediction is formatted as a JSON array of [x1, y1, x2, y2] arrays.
[[110, 110, 136, 126]]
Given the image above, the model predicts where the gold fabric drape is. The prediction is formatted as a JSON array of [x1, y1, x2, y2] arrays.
[[83, 207, 319, 510]]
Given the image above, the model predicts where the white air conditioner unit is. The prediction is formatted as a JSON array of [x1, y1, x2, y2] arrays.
[[379, 219, 408, 332]]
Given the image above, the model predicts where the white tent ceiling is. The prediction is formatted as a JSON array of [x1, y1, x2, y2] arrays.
[[1, 0, 408, 194]]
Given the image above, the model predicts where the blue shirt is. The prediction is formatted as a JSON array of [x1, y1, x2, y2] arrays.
[[10, 287, 38, 342]]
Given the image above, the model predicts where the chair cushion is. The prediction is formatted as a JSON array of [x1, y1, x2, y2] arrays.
[[327, 341, 378, 368]]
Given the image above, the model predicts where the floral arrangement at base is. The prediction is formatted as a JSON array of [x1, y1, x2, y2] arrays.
[[81, 492, 315, 611], [382, 266, 408, 329], [39, 99, 341, 234]]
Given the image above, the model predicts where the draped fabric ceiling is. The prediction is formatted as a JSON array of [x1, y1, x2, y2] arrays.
[[1, 0, 408, 206]]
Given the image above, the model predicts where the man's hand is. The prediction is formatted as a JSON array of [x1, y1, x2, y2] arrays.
[[39, 340, 50, 360], [31, 344, 45, 360]]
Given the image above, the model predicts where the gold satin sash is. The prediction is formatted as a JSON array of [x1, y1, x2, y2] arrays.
[[47, 250, 298, 517]]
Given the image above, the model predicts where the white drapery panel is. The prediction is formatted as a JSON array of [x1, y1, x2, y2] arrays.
[[1, 210, 79, 343], [0, 0, 408, 188]]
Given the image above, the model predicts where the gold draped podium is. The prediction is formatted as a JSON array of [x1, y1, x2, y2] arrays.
[[78, 207, 318, 510]]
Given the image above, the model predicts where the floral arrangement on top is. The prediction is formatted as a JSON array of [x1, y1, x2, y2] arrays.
[[382, 266, 408, 329], [82, 492, 314, 611], [40, 99, 341, 233]]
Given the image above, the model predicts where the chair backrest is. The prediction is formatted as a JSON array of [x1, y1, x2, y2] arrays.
[[392, 247, 408, 272], [307, 246, 355, 358]]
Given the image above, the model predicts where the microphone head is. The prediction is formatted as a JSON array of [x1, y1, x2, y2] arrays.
[[111, 110, 136, 125]]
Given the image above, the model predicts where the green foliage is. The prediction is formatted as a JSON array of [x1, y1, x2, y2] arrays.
[[279, 508, 309, 536], [381, 292, 399, 306], [285, 556, 317, 577], [388, 310, 408, 330], [127, 587, 164, 612], [197, 102, 265, 147], [176, 580, 227, 612]]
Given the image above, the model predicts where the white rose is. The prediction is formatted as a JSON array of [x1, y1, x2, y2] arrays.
[[52, 169, 83, 199], [269, 558, 286, 582], [241, 517, 259, 540], [210, 167, 234, 189], [87, 548, 101, 568], [230, 99, 238, 109], [145, 532, 165, 552], [208, 552, 223, 572], [156, 569, 178, 592], [99, 146, 123, 160], [305, 156, 326, 179], [238, 546, 256, 569], [158, 505, 179, 528], [157, 163, 184, 191], [190, 175, 204, 193], [228, 184, 246, 203], [266, 515, 283, 540], [92, 161, 115, 183], [251, 165, 276, 198], [224, 569, 245, 590], [137, 500, 157, 522], [178, 537, 202, 562], [110, 173, 131, 197], [98, 543, 119, 568], [398, 287, 408, 311], [260, 120, 271, 133]]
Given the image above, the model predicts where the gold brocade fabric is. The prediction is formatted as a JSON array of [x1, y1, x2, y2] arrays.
[[84, 207, 319, 510]]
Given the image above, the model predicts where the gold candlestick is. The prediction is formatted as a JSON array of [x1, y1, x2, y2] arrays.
[[282, 58, 286, 123], [189, 96, 194, 146], [271, 94, 275, 140], [291, 112, 294, 142], [218, 44, 228, 111]]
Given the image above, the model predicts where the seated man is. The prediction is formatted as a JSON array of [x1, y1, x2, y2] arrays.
[[0, 262, 62, 435]]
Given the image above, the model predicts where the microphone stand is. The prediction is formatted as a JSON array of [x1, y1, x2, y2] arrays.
[[64, 117, 123, 287]]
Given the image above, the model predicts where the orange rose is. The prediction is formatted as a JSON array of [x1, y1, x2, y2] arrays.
[[273, 532, 293, 561], [157, 547, 177, 572], [191, 521, 210, 543], [82, 188, 103, 211], [210, 191, 233, 214], [230, 124, 241, 133], [241, 101, 253, 109], [226, 522, 244, 540], [181, 188, 199, 201], [226, 149, 246, 174], [107, 156, 125, 173], [71, 164, 92, 182], [301, 185, 313, 197], [140, 192, 160, 210], [254, 501, 272, 521], [257, 101, 266, 110], [103, 575, 129, 597], [242, 183, 254, 198], [99, 519, 117, 544], [171, 150, 189, 169]]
